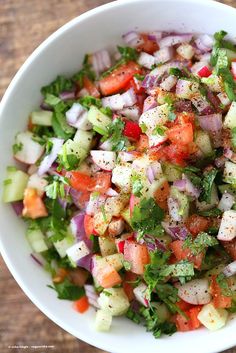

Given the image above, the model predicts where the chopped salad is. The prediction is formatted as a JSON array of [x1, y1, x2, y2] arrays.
[[4, 29, 236, 337]]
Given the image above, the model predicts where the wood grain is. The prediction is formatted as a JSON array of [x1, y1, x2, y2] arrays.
[[1, 0, 236, 352]]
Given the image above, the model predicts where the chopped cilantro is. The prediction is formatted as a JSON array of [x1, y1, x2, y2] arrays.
[[48, 278, 85, 300], [79, 96, 102, 110], [123, 260, 132, 271], [216, 273, 232, 297], [131, 198, 164, 238], [140, 123, 147, 133], [45, 175, 69, 200], [134, 74, 145, 81], [12, 142, 23, 154], [72, 54, 96, 86], [153, 125, 167, 136], [106, 118, 128, 151], [126, 307, 142, 324], [41, 75, 74, 98], [198, 208, 222, 217], [131, 174, 143, 197], [58, 145, 80, 171], [159, 260, 194, 278], [169, 67, 183, 78], [199, 168, 218, 203], [100, 205, 107, 222], [183, 232, 219, 255]]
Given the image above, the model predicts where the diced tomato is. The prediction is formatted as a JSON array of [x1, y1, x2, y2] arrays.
[[22, 188, 48, 219], [174, 306, 202, 332], [123, 120, 142, 141], [167, 123, 193, 145], [170, 240, 204, 269], [99, 61, 140, 96], [67, 171, 96, 192], [175, 299, 193, 311], [83, 76, 100, 98], [221, 239, 236, 260], [123, 271, 138, 301], [116, 239, 125, 254], [210, 275, 232, 309], [197, 66, 212, 78], [124, 240, 150, 275], [73, 296, 89, 313], [125, 77, 144, 94], [185, 214, 210, 237], [129, 194, 140, 217], [153, 179, 170, 210], [175, 112, 195, 126], [137, 33, 159, 54], [92, 172, 111, 193], [95, 263, 122, 288], [136, 134, 149, 152], [84, 214, 97, 237], [162, 144, 190, 166]]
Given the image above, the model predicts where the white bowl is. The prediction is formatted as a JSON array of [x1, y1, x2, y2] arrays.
[[1, 0, 236, 352]]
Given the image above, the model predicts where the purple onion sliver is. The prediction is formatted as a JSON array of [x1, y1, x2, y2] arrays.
[[59, 91, 76, 101], [40, 101, 53, 111], [198, 113, 222, 132], [30, 253, 45, 267], [223, 261, 236, 277], [11, 201, 24, 216], [174, 100, 192, 113], [77, 254, 93, 272], [173, 179, 187, 192]]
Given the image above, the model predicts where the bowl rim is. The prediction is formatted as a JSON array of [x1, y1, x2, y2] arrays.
[[1, 0, 236, 352]]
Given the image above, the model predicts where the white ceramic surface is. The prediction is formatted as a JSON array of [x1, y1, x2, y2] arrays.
[[1, 0, 236, 352]]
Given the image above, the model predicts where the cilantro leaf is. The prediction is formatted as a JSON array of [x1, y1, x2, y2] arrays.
[[210, 30, 228, 67], [45, 175, 69, 200], [41, 75, 74, 98], [106, 118, 128, 151], [183, 232, 219, 255], [72, 54, 96, 86], [198, 208, 222, 217], [12, 142, 23, 154], [159, 260, 194, 278], [199, 168, 218, 203], [131, 198, 164, 238], [48, 278, 85, 300], [79, 96, 102, 110], [131, 174, 143, 197], [216, 273, 232, 297]]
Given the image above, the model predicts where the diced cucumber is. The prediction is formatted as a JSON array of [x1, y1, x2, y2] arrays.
[[88, 105, 112, 131], [98, 288, 130, 316], [201, 75, 222, 92], [155, 234, 172, 247], [197, 303, 228, 331], [31, 110, 53, 126], [163, 163, 182, 182], [73, 130, 93, 151], [196, 184, 219, 211], [218, 184, 236, 197], [53, 234, 74, 258], [147, 176, 167, 199], [195, 130, 213, 156], [121, 207, 131, 226], [26, 229, 48, 253], [59, 139, 87, 166], [224, 102, 236, 129], [104, 195, 128, 217], [224, 161, 236, 184], [99, 237, 117, 257], [205, 264, 226, 279], [170, 186, 189, 220], [93, 212, 112, 236], [151, 302, 171, 323], [95, 309, 112, 331], [3, 168, 29, 202], [105, 253, 124, 271], [111, 164, 133, 192]]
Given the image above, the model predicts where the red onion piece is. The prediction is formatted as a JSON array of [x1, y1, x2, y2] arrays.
[[224, 148, 236, 163], [122, 31, 144, 48], [38, 138, 64, 176], [206, 90, 221, 113], [102, 94, 124, 111], [121, 88, 137, 107], [215, 155, 226, 168], [77, 88, 89, 98], [144, 234, 168, 252], [147, 31, 163, 41], [11, 201, 24, 216], [69, 188, 83, 209], [30, 253, 46, 267], [158, 34, 192, 48], [183, 174, 201, 198], [191, 95, 213, 114], [223, 261, 236, 277], [168, 226, 189, 240], [118, 106, 140, 121], [59, 91, 75, 101], [40, 101, 52, 111], [118, 151, 136, 163], [77, 254, 93, 272], [84, 284, 100, 308], [154, 46, 174, 64], [143, 96, 157, 112], [173, 179, 187, 192], [106, 188, 119, 197], [71, 212, 93, 250], [218, 193, 235, 212], [168, 197, 182, 222], [160, 75, 177, 91], [92, 49, 111, 75], [198, 113, 222, 132], [66, 102, 85, 125], [174, 100, 192, 113], [138, 52, 156, 69], [86, 194, 106, 216], [195, 34, 213, 53], [99, 139, 113, 151], [217, 92, 231, 106]]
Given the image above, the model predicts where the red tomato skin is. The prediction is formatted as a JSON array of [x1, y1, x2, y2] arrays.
[[67, 171, 96, 192], [124, 240, 150, 275], [123, 120, 142, 141], [185, 215, 209, 237], [167, 123, 193, 145], [210, 275, 232, 309], [99, 61, 140, 96], [197, 66, 212, 78]]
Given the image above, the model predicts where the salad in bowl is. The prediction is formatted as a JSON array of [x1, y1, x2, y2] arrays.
[[3, 28, 236, 338]]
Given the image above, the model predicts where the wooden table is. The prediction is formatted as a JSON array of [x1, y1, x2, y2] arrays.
[[0, 0, 236, 352]]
